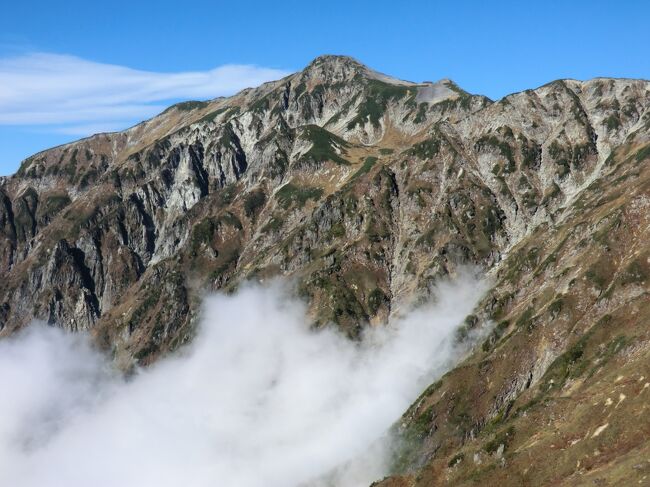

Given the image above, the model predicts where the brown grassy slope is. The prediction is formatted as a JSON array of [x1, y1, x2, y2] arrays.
[[380, 141, 650, 486]]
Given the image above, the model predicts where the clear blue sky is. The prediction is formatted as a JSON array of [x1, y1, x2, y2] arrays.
[[1, 0, 649, 175]]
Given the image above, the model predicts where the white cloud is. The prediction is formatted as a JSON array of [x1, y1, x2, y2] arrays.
[[0, 275, 488, 487], [0, 52, 290, 131]]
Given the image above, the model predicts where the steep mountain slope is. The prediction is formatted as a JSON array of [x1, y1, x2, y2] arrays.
[[384, 130, 650, 486], [1, 55, 650, 484]]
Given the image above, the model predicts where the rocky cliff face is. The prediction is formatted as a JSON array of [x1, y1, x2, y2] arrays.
[[2, 55, 650, 485]]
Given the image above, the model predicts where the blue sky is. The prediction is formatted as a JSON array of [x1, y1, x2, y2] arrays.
[[1, 0, 649, 175]]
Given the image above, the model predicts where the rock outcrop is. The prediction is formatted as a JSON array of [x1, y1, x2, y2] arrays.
[[2, 55, 650, 485]]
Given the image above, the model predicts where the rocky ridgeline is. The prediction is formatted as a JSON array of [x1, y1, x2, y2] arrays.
[[2, 55, 650, 485]]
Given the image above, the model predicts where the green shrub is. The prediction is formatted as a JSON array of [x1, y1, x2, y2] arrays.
[[406, 138, 440, 159], [448, 453, 465, 467], [635, 145, 650, 162], [515, 306, 535, 331], [620, 258, 648, 285], [328, 222, 346, 238], [585, 262, 610, 290], [483, 426, 515, 454], [191, 218, 216, 253], [262, 216, 284, 233], [347, 80, 416, 129], [350, 156, 378, 180], [542, 333, 592, 388], [244, 189, 267, 217], [367, 288, 387, 314], [42, 194, 71, 217], [276, 183, 323, 209], [300, 125, 350, 165], [602, 114, 621, 131], [547, 297, 564, 317]]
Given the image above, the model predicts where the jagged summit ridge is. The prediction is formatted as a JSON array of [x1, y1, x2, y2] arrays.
[[303, 54, 411, 85]]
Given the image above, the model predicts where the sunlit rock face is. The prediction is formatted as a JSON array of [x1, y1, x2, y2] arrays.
[[2, 55, 650, 486]]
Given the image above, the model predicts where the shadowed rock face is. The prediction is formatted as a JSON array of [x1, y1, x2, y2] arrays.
[[2, 55, 650, 485]]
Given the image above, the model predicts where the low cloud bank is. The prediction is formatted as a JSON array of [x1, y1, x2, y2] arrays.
[[0, 275, 487, 487]]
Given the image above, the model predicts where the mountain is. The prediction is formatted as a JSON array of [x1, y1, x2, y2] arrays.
[[1, 55, 650, 485]]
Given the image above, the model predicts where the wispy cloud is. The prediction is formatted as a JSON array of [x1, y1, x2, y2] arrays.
[[0, 52, 290, 135]]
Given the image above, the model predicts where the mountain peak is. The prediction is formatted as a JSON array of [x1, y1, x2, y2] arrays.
[[302, 54, 415, 87], [299, 54, 368, 84], [307, 54, 364, 68]]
